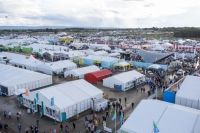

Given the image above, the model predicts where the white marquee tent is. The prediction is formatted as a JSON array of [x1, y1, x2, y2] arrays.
[[0, 64, 52, 96], [9, 55, 43, 71], [22, 79, 103, 122], [64, 65, 100, 78], [120, 100, 200, 133], [36, 60, 77, 75], [0, 52, 26, 60], [103, 70, 145, 91], [175, 75, 200, 110]]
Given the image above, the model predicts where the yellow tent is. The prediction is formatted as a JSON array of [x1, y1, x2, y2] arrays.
[[113, 62, 130, 71]]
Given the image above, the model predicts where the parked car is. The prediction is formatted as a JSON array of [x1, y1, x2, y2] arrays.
[[177, 69, 185, 75]]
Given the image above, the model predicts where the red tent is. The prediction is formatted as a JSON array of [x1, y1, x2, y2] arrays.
[[85, 69, 112, 83]]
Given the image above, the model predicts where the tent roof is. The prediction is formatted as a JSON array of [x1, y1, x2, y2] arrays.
[[92, 51, 108, 56], [38, 60, 77, 71], [87, 69, 112, 78], [121, 100, 200, 133], [0, 64, 52, 87], [82, 55, 118, 62], [10, 55, 43, 67], [176, 75, 200, 101], [71, 79, 103, 97], [66, 65, 100, 76], [114, 62, 130, 67], [24, 79, 103, 110], [0, 52, 26, 60], [138, 49, 173, 63], [105, 70, 144, 84]]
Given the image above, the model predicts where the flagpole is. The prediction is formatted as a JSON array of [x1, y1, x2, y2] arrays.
[[115, 106, 116, 133]]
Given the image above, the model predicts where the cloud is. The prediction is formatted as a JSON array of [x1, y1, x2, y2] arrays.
[[0, 0, 200, 28], [122, 0, 145, 1], [144, 3, 155, 7]]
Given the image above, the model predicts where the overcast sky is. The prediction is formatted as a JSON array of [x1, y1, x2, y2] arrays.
[[0, 0, 200, 28]]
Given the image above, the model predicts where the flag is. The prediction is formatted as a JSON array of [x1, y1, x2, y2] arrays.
[[154, 88, 157, 93], [120, 112, 123, 123], [36, 92, 39, 101], [25, 89, 29, 96], [111, 110, 116, 121], [0, 88, 2, 95], [50, 97, 54, 106], [110, 109, 114, 113], [178, 83, 180, 90], [153, 121, 159, 133]]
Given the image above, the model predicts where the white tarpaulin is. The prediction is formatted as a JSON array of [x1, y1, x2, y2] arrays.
[[10, 55, 43, 71], [120, 100, 200, 133], [175, 75, 200, 110], [36, 60, 77, 75], [64, 65, 100, 78], [0, 64, 52, 96], [103, 70, 145, 91], [22, 79, 103, 122]]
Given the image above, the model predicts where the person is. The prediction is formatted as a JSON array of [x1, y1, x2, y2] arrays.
[[4, 123, 8, 130], [32, 109, 35, 116], [0, 123, 2, 131], [35, 128, 39, 133], [36, 118, 39, 127], [18, 110, 21, 117], [136, 88, 139, 92], [85, 115, 88, 122], [16, 112, 20, 121], [72, 121, 75, 130], [60, 123, 63, 131], [119, 98, 121, 103], [53, 129, 56, 133], [65, 124, 69, 133], [25, 127, 29, 133], [106, 111, 109, 117], [3, 111, 6, 118], [125, 98, 127, 104], [86, 128, 89, 133], [8, 110, 11, 119], [98, 117, 100, 124], [18, 124, 22, 132], [131, 102, 134, 109]]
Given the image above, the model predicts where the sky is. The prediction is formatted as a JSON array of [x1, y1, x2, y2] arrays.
[[0, 0, 200, 28]]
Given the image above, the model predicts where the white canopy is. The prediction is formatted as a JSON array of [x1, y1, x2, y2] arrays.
[[0, 64, 52, 96], [36, 60, 77, 75], [64, 65, 100, 78], [91, 51, 108, 56], [176, 75, 200, 109], [103, 70, 145, 91], [121, 100, 200, 133], [9, 55, 43, 71], [83, 55, 119, 62], [0, 52, 25, 60], [22, 79, 103, 120], [148, 64, 161, 69]]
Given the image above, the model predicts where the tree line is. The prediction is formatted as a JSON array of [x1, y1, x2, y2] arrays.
[[173, 28, 200, 38]]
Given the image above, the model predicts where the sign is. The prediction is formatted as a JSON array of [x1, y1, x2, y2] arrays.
[[103, 126, 112, 133]]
